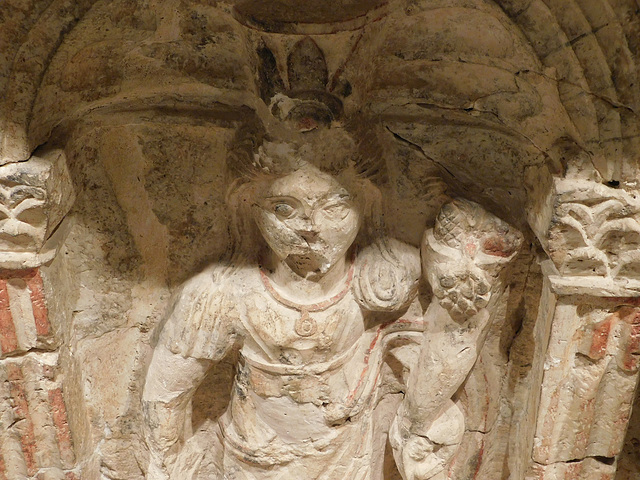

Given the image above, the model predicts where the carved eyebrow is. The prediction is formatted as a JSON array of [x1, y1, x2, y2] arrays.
[[263, 196, 304, 208], [318, 191, 351, 203], [264, 195, 298, 202]]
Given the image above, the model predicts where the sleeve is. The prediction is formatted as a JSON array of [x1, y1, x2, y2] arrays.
[[159, 267, 240, 362], [352, 237, 421, 312]]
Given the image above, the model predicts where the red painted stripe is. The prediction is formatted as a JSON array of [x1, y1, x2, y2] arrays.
[[0, 280, 18, 355], [48, 388, 75, 467], [0, 268, 35, 281], [25, 269, 49, 336], [346, 318, 425, 405], [0, 450, 7, 480], [7, 364, 37, 475], [590, 317, 612, 360], [473, 438, 485, 480], [37, 472, 77, 480]]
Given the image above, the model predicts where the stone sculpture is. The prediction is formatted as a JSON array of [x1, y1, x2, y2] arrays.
[[142, 122, 523, 479], [2, 1, 640, 479]]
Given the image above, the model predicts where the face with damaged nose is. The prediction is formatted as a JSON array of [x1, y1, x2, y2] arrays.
[[253, 163, 361, 277]]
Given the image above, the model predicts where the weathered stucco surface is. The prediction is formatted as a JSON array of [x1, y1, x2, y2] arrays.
[[0, 1, 639, 479]]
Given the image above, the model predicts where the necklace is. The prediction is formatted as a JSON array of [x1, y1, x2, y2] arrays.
[[259, 261, 355, 337]]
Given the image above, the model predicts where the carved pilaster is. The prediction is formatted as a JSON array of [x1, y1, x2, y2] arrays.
[[527, 170, 640, 479], [547, 177, 640, 295], [0, 151, 76, 480]]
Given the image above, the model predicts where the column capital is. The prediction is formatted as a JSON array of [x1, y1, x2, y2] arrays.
[[0, 149, 74, 269]]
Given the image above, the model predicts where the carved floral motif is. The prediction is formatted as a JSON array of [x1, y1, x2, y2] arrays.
[[548, 178, 640, 284]]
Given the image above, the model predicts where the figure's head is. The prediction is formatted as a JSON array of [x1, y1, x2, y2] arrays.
[[226, 122, 386, 272], [252, 162, 361, 275]]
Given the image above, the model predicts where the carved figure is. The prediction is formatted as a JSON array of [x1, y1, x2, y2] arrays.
[[142, 124, 522, 479]]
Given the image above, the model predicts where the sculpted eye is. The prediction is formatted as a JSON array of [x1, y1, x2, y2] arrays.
[[321, 202, 350, 220], [274, 202, 296, 219]]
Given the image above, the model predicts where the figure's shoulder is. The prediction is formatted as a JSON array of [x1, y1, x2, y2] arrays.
[[177, 263, 260, 300], [352, 238, 421, 313], [386, 237, 421, 272], [178, 264, 219, 296], [159, 263, 257, 359], [355, 238, 421, 281]]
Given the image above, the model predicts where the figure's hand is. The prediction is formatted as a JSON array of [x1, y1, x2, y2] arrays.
[[142, 345, 213, 480], [391, 400, 465, 480]]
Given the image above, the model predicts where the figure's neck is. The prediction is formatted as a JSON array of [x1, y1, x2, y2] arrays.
[[265, 250, 351, 301]]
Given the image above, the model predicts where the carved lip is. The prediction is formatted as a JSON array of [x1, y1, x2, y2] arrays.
[[232, 0, 389, 34]]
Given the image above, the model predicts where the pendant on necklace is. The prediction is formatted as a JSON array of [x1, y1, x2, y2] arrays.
[[259, 263, 355, 339], [295, 310, 318, 337]]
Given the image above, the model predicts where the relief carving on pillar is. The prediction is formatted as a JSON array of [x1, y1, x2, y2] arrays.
[[550, 180, 640, 279], [540, 158, 640, 296], [531, 301, 640, 479], [0, 149, 74, 355], [0, 150, 74, 270], [528, 156, 640, 478], [0, 356, 76, 480], [0, 150, 76, 480]]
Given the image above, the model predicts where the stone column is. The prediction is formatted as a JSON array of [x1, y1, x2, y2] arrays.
[[525, 171, 640, 479], [0, 150, 76, 480]]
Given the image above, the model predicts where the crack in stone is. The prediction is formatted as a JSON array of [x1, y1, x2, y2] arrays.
[[386, 98, 551, 161], [385, 126, 459, 182], [532, 455, 616, 467], [516, 69, 637, 114]]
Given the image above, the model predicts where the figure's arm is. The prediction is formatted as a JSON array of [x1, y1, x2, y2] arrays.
[[392, 199, 522, 480], [142, 270, 239, 479], [401, 299, 491, 435], [143, 346, 212, 480]]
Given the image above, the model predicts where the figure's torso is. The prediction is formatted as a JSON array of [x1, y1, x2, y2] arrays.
[[239, 271, 366, 366]]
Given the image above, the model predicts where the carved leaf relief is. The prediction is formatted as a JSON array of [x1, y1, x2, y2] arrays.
[[548, 179, 640, 281]]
